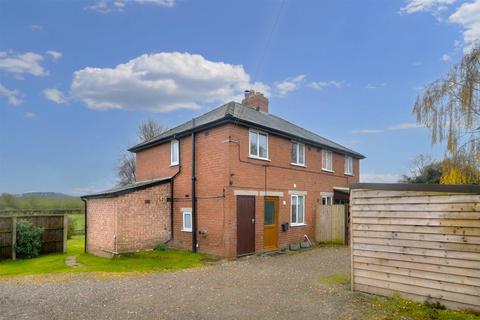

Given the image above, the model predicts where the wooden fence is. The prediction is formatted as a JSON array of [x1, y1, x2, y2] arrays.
[[315, 204, 348, 244], [350, 183, 480, 312], [0, 215, 67, 260]]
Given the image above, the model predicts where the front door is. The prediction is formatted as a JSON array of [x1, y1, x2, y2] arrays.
[[237, 196, 256, 256], [263, 197, 278, 251]]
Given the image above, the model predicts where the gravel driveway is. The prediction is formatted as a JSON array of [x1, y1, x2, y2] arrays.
[[0, 246, 372, 320]]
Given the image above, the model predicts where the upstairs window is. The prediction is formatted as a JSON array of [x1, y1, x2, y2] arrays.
[[171, 139, 179, 165], [322, 150, 333, 171], [291, 142, 305, 166], [345, 156, 353, 175], [249, 129, 268, 160], [291, 194, 305, 225]]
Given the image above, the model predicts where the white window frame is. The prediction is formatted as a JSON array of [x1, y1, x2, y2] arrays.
[[182, 210, 192, 232], [291, 194, 306, 226], [344, 156, 353, 175], [291, 142, 305, 166], [322, 150, 333, 172], [321, 196, 332, 205], [171, 139, 179, 166], [248, 129, 269, 160]]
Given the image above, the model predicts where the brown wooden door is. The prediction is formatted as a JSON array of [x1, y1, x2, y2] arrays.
[[263, 197, 278, 251], [237, 196, 255, 256]]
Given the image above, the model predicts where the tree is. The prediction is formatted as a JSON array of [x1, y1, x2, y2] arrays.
[[116, 119, 166, 186], [413, 45, 480, 181], [137, 119, 167, 142], [401, 155, 442, 184]]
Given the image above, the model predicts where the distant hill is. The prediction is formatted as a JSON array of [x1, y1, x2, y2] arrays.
[[15, 192, 74, 198]]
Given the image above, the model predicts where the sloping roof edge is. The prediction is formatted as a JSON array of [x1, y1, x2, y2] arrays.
[[81, 177, 172, 199], [129, 113, 365, 159]]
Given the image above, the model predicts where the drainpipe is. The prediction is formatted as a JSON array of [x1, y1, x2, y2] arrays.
[[81, 197, 87, 253], [169, 168, 181, 242], [191, 131, 197, 253]]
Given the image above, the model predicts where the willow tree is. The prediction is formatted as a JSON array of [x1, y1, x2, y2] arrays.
[[413, 45, 480, 184]]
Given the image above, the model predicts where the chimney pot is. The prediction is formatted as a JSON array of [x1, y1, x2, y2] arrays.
[[241, 90, 269, 113]]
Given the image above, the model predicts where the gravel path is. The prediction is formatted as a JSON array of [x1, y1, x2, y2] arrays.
[[0, 246, 372, 320]]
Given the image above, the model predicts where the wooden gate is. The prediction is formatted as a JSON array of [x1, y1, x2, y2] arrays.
[[315, 204, 347, 244]]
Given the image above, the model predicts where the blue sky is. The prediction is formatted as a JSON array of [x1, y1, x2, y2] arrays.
[[1, 0, 479, 195]]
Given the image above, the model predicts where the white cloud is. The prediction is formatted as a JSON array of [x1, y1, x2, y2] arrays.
[[0, 83, 22, 106], [87, 0, 175, 13], [400, 0, 456, 16], [449, 0, 480, 51], [70, 52, 268, 112], [24, 112, 36, 118], [43, 88, 67, 104], [46, 50, 62, 60], [365, 82, 387, 90], [388, 122, 421, 130], [361, 172, 402, 183], [0, 51, 46, 76], [274, 74, 306, 96], [351, 129, 385, 134], [352, 122, 422, 134], [308, 80, 342, 90], [29, 25, 43, 31], [440, 53, 452, 61]]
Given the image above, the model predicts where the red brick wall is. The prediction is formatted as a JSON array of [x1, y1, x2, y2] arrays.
[[116, 183, 171, 252], [134, 122, 361, 257], [86, 183, 171, 257], [87, 198, 116, 257]]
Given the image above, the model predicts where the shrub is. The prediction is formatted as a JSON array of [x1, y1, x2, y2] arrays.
[[15, 220, 44, 259], [67, 216, 76, 239], [154, 242, 166, 252]]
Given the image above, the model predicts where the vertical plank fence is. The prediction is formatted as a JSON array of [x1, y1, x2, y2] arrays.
[[0, 215, 67, 260], [315, 204, 347, 244], [350, 183, 480, 312]]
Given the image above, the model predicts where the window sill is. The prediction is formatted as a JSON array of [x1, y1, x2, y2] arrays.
[[290, 223, 307, 227], [248, 155, 271, 162], [290, 163, 306, 168], [170, 163, 179, 167], [181, 229, 192, 233], [321, 169, 334, 173], [344, 173, 354, 176]]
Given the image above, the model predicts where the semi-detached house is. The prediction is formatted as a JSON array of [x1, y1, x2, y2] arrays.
[[82, 91, 365, 257]]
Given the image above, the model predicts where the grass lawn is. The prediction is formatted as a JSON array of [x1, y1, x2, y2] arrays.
[[367, 295, 480, 320], [0, 236, 208, 278]]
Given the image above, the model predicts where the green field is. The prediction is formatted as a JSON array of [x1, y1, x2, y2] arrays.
[[0, 194, 83, 211], [68, 213, 85, 235], [0, 236, 208, 278]]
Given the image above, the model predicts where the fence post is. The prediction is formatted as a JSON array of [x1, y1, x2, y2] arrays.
[[11, 216, 16, 260], [63, 215, 68, 253]]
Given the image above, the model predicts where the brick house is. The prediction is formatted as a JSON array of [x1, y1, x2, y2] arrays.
[[82, 91, 364, 257]]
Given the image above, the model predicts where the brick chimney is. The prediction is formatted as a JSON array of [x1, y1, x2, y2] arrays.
[[241, 90, 269, 113]]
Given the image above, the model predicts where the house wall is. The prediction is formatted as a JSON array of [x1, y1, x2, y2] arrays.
[[135, 122, 360, 257], [87, 197, 116, 257], [86, 183, 171, 257], [115, 183, 171, 252]]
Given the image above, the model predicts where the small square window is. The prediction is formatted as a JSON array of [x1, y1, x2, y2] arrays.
[[248, 129, 268, 160], [291, 195, 305, 225], [322, 196, 332, 205], [291, 142, 305, 166], [182, 211, 192, 232]]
